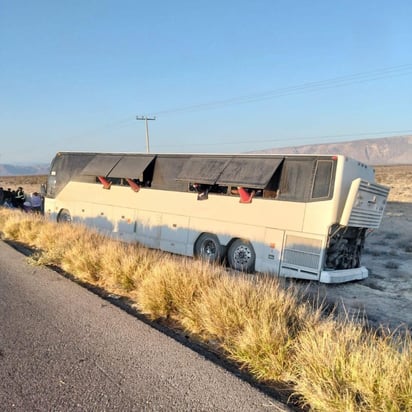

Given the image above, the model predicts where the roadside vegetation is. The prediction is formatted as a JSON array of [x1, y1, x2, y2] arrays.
[[0, 208, 411, 412]]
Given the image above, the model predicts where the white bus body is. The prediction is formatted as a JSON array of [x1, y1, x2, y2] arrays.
[[43, 152, 389, 283]]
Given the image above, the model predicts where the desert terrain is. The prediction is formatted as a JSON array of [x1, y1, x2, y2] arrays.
[[1, 165, 411, 331]]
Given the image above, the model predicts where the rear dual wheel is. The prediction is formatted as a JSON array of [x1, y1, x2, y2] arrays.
[[195, 233, 256, 273], [194, 233, 223, 263], [227, 239, 256, 273]]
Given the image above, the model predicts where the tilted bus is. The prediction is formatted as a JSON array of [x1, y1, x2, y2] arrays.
[[43, 152, 389, 283]]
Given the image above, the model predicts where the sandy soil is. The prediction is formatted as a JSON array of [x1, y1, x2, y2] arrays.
[[1, 167, 411, 331]]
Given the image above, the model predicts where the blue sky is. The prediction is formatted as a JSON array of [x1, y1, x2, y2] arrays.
[[1, 0, 412, 164]]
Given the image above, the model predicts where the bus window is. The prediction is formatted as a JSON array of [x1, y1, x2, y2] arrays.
[[312, 160, 334, 199], [152, 156, 189, 191], [278, 159, 316, 201], [48, 153, 95, 198], [262, 160, 283, 199], [103, 177, 122, 186], [191, 183, 210, 200], [47, 173, 57, 197], [107, 155, 155, 187], [189, 183, 228, 199]]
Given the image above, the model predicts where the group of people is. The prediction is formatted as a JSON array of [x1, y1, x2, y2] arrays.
[[0, 186, 43, 213]]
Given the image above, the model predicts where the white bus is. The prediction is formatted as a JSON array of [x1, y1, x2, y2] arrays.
[[43, 152, 389, 283]]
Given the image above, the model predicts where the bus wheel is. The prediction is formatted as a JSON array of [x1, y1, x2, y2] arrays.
[[227, 239, 256, 272], [194, 233, 223, 263], [57, 209, 72, 223]]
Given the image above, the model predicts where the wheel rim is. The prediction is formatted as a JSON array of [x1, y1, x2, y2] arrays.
[[201, 240, 217, 259], [233, 245, 252, 266], [58, 210, 72, 223]]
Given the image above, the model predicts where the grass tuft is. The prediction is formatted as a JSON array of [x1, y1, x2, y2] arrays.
[[292, 321, 412, 411]]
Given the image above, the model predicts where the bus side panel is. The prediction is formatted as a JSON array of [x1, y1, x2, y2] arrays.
[[69, 201, 114, 232], [160, 214, 190, 255], [135, 210, 162, 249], [303, 200, 337, 235], [253, 228, 284, 274], [186, 196, 306, 234], [84, 204, 114, 233], [113, 207, 137, 242], [44, 199, 58, 221]]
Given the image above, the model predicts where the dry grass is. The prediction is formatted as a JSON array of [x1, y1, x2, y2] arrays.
[[293, 320, 412, 411], [374, 165, 412, 202], [0, 208, 411, 412]]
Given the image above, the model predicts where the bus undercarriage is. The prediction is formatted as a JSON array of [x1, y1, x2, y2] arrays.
[[325, 224, 367, 270]]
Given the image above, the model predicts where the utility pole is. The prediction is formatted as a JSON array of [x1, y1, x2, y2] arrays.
[[136, 115, 156, 153]]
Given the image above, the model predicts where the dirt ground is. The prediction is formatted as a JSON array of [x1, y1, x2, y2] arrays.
[[1, 167, 411, 332]]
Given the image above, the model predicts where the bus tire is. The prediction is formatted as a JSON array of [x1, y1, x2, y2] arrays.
[[57, 209, 72, 223], [194, 233, 223, 263], [227, 239, 256, 272]]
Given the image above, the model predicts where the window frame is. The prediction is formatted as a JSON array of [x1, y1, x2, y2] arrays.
[[310, 159, 336, 201]]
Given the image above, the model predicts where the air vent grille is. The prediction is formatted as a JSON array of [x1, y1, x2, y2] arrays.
[[282, 235, 322, 270]]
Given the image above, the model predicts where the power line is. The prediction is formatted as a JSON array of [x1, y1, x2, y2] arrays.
[[151, 128, 412, 149], [152, 64, 412, 116], [64, 63, 412, 145]]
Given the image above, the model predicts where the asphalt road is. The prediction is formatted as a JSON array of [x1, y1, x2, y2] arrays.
[[0, 241, 289, 411]]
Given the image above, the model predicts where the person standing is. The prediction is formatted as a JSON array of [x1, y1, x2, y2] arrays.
[[30, 192, 43, 213], [15, 187, 26, 209], [4, 188, 12, 207]]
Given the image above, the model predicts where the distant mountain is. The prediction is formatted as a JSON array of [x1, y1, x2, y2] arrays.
[[1, 136, 410, 176], [0, 164, 49, 176], [254, 135, 412, 165]]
